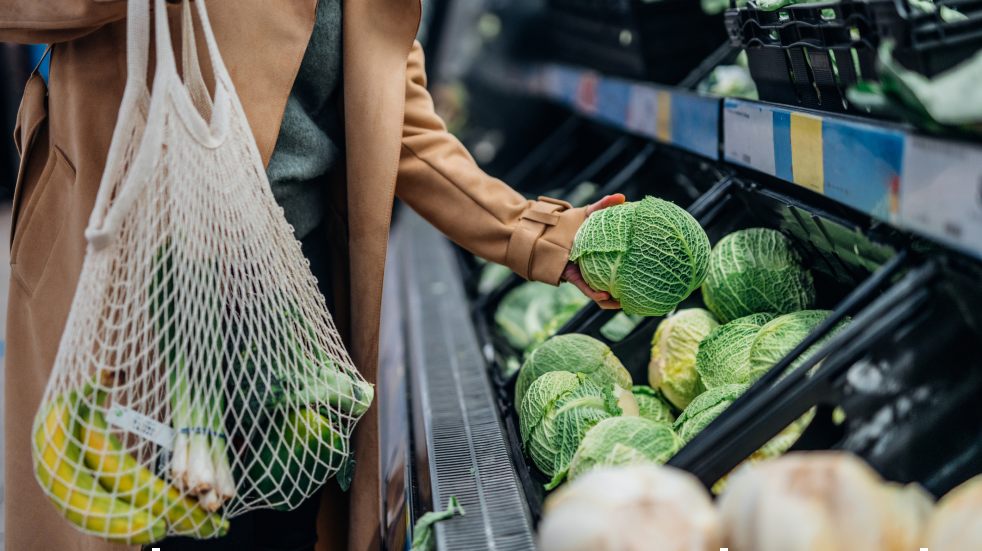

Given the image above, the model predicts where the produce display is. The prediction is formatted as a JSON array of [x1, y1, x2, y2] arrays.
[[514, 334, 637, 415], [569, 197, 710, 316], [718, 452, 935, 551], [631, 385, 675, 424], [494, 282, 588, 352], [538, 452, 982, 551], [695, 312, 775, 388], [537, 465, 723, 551], [519, 372, 624, 481], [505, 217, 853, 496], [564, 417, 682, 484], [850, 43, 982, 136], [674, 383, 749, 443], [747, 309, 841, 376], [598, 312, 642, 342], [647, 308, 719, 409], [701, 228, 816, 323]]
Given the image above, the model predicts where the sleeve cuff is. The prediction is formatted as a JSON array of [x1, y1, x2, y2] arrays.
[[505, 197, 587, 286]]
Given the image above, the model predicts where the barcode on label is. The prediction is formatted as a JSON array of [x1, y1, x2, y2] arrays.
[[106, 404, 174, 450]]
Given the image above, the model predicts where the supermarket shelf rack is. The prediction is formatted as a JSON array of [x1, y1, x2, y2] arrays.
[[484, 61, 982, 262]]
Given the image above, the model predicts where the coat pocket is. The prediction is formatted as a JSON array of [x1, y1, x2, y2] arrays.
[[10, 73, 50, 247], [10, 142, 76, 297]]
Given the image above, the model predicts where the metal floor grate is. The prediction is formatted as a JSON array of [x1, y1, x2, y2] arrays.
[[395, 210, 536, 551]]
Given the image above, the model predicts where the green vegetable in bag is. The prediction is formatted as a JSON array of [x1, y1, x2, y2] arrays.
[[247, 407, 348, 510]]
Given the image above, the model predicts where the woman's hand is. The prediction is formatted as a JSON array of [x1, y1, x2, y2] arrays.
[[562, 193, 626, 310]]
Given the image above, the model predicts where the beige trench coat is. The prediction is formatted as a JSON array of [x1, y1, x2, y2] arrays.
[[0, 0, 586, 549]]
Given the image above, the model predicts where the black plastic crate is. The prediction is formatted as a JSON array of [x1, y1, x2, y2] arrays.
[[672, 256, 982, 497], [726, 0, 982, 112], [544, 0, 729, 84], [483, 175, 909, 520]]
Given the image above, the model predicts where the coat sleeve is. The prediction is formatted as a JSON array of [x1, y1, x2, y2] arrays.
[[396, 41, 586, 285], [0, 0, 125, 43]]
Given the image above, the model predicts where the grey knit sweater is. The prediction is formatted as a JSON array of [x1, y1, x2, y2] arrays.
[[266, 0, 343, 240]]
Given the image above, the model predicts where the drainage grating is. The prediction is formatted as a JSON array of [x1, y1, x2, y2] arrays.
[[395, 210, 536, 551]]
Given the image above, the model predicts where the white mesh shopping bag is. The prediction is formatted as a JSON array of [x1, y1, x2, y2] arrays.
[[31, 0, 372, 543]]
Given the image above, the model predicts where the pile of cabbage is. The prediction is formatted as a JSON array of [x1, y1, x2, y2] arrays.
[[505, 196, 850, 492], [515, 334, 682, 489], [646, 228, 849, 476], [514, 220, 843, 488]]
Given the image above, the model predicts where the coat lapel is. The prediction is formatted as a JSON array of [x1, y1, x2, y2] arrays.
[[339, 0, 421, 549]]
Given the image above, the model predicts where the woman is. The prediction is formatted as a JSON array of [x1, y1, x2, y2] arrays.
[[1, 1, 621, 550]]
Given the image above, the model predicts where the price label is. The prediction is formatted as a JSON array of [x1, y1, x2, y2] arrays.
[[626, 85, 660, 139], [723, 100, 776, 176], [574, 71, 600, 114], [107, 404, 175, 449], [900, 136, 982, 259]]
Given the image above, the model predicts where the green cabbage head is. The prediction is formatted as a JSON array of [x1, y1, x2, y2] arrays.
[[648, 308, 719, 409], [494, 281, 588, 352], [632, 386, 676, 425], [570, 197, 710, 316], [519, 371, 622, 480], [674, 383, 749, 443], [747, 309, 847, 380], [564, 417, 683, 485], [696, 313, 774, 389], [701, 228, 816, 323], [514, 334, 637, 416]]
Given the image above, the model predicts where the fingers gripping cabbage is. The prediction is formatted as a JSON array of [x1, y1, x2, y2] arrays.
[[515, 334, 637, 416], [648, 308, 719, 409], [701, 228, 816, 323], [519, 372, 622, 481], [566, 417, 683, 483], [570, 197, 710, 316], [696, 313, 774, 389]]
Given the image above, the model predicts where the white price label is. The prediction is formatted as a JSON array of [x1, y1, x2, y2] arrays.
[[723, 100, 776, 175], [900, 136, 982, 259], [106, 404, 174, 450]]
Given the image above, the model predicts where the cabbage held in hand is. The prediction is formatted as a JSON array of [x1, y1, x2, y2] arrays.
[[565, 417, 683, 483], [701, 228, 815, 323], [648, 308, 719, 409], [520, 371, 622, 480], [570, 197, 710, 316], [515, 334, 637, 416]]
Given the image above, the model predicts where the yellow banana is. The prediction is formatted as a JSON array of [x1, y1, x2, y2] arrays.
[[79, 403, 229, 538], [33, 395, 167, 544]]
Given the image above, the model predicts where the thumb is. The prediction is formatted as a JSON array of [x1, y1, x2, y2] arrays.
[[587, 193, 626, 216]]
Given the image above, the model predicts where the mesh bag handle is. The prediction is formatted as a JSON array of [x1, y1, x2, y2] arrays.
[[32, 0, 372, 544]]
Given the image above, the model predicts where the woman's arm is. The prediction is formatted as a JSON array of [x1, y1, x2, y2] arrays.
[[396, 41, 588, 287], [0, 0, 125, 44]]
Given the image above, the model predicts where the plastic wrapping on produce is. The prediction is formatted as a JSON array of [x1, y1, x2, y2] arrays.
[[30, 0, 371, 544]]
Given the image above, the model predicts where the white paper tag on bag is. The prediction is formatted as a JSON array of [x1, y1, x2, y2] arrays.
[[106, 404, 175, 450]]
